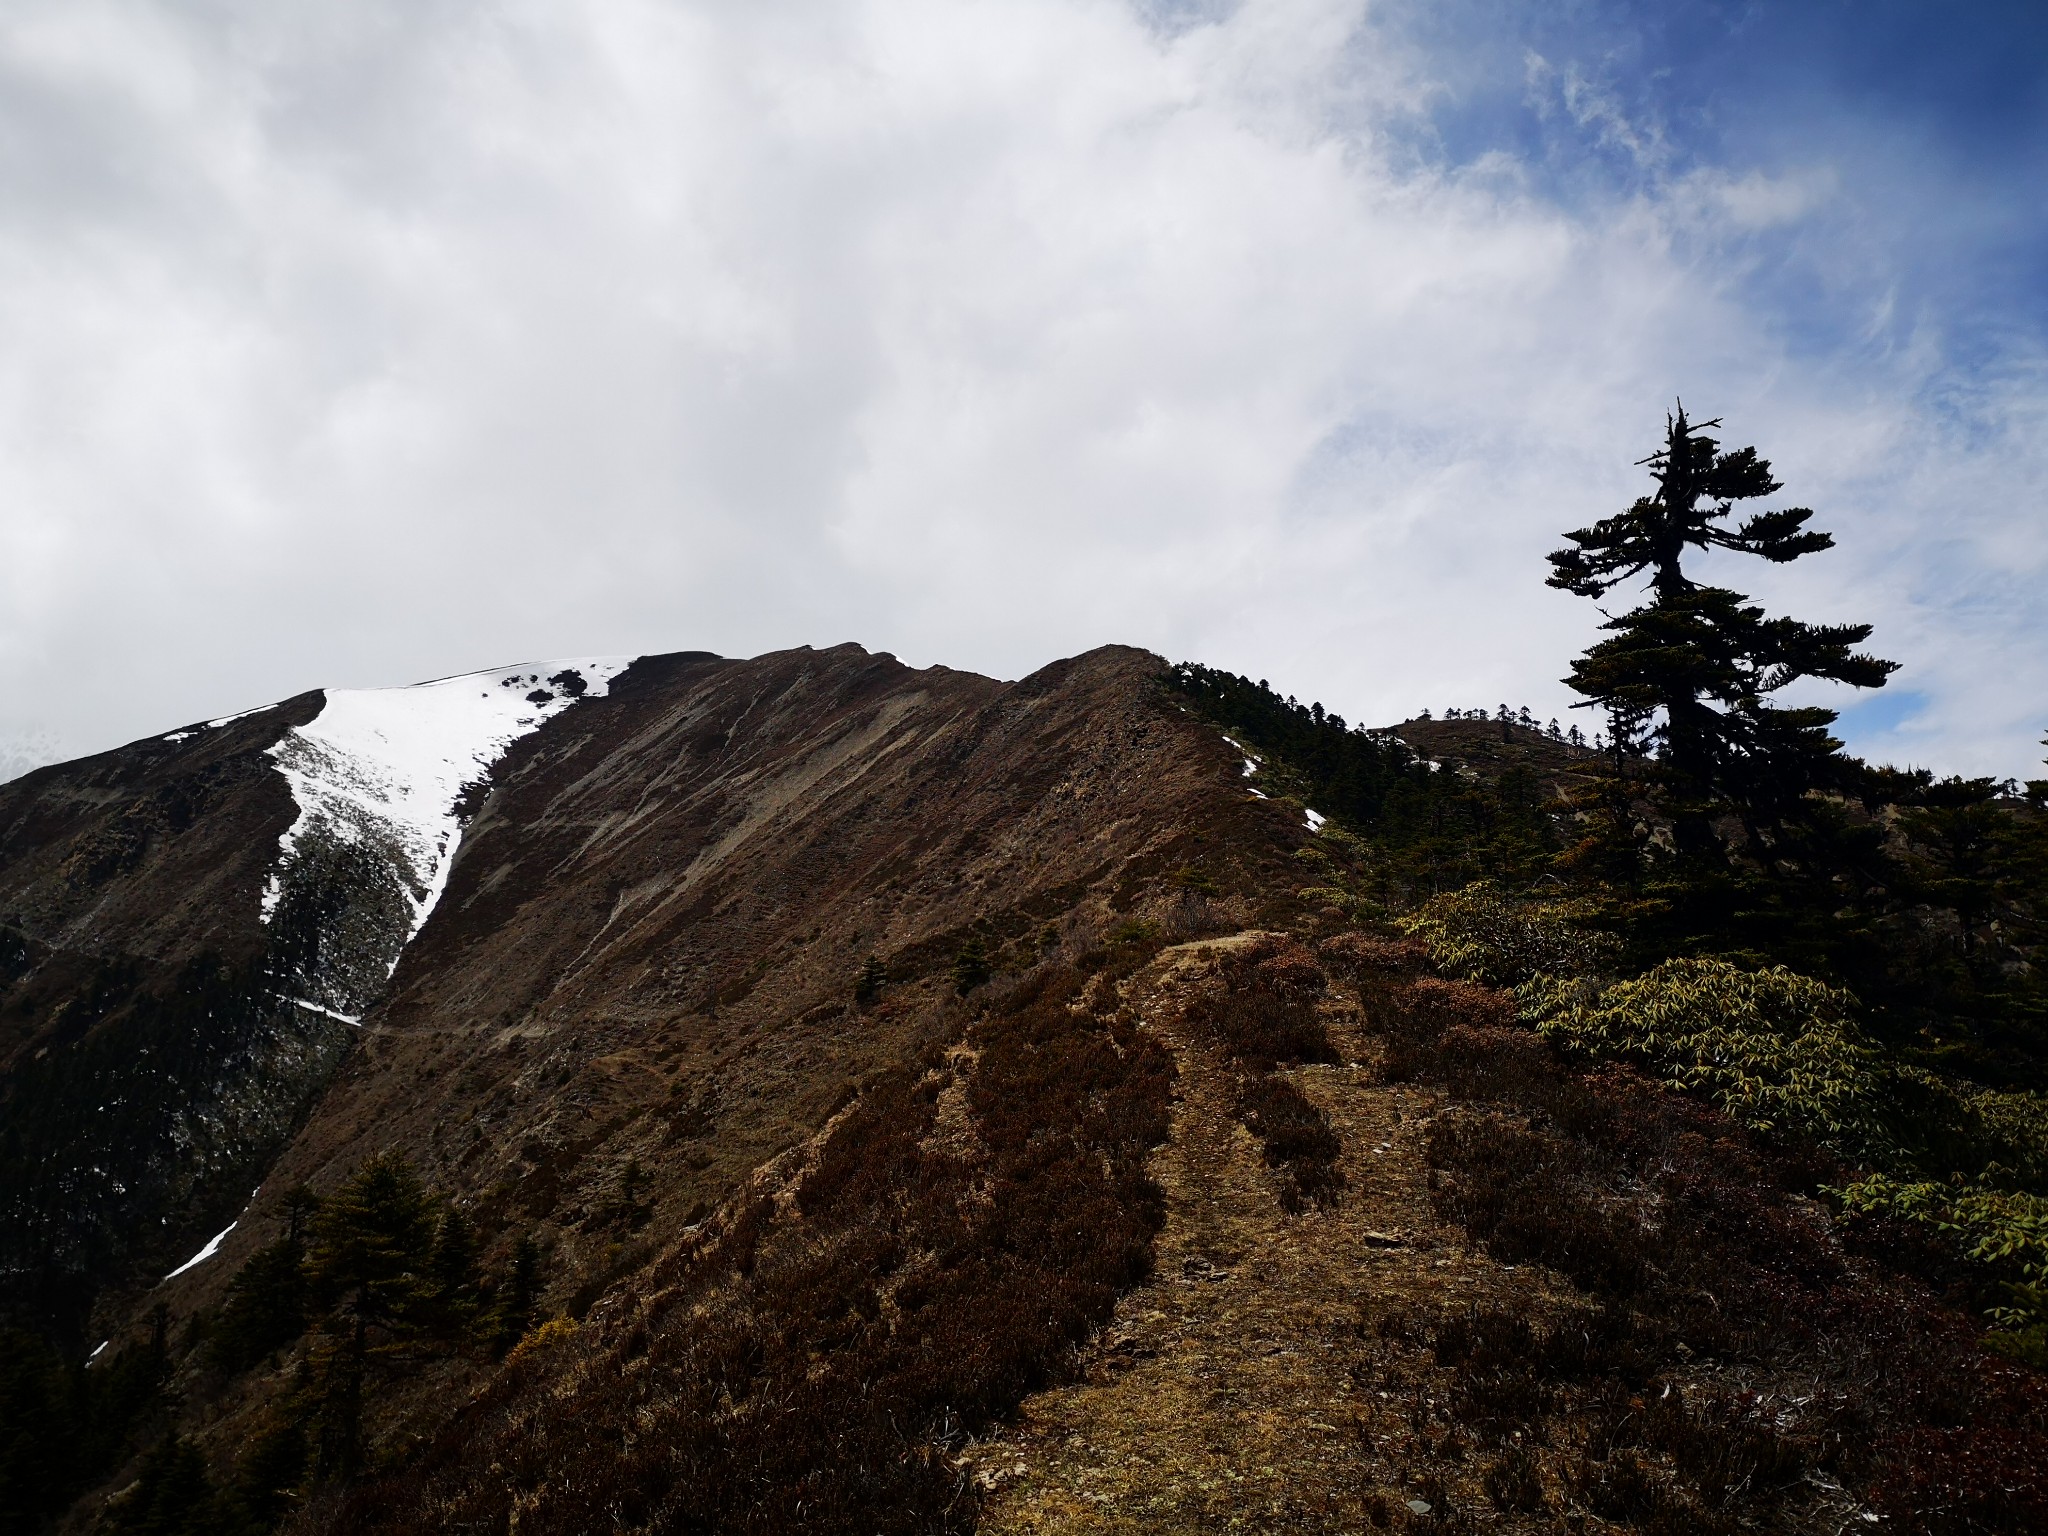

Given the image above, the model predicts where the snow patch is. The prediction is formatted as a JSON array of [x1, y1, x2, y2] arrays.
[[289, 997, 363, 1027], [1304, 808, 1326, 832], [260, 658, 634, 949], [87, 1339, 110, 1362], [162, 702, 278, 745], [163, 1219, 237, 1280]]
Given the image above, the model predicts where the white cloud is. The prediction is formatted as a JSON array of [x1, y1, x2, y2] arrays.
[[0, 0, 2039, 779]]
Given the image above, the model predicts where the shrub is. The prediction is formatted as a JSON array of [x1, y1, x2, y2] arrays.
[[1426, 1111, 1653, 1302], [1870, 1425, 2048, 1534], [1316, 932, 1426, 988], [1835, 1177, 2048, 1280], [1397, 881, 1613, 988], [1432, 1305, 1536, 1371], [1374, 977, 1516, 1085], [324, 967, 1176, 1535], [1522, 957, 1893, 1160], [1481, 1446, 1546, 1513], [1186, 940, 1337, 1070], [1237, 1077, 1345, 1212], [1373, 955, 2048, 1533], [1889, 1069, 2048, 1193], [1571, 1450, 1673, 1525], [1836, 1175, 2048, 1351]]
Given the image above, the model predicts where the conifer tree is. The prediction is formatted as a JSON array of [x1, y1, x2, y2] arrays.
[[1548, 406, 1895, 860], [304, 1152, 435, 1328], [99, 1433, 216, 1535], [487, 1235, 543, 1354], [852, 954, 887, 1008], [952, 936, 993, 994]]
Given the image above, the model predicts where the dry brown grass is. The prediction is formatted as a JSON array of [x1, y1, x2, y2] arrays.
[[969, 935, 1577, 1534], [972, 932, 2048, 1536]]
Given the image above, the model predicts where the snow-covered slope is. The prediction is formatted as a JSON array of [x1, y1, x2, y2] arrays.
[[0, 728, 68, 786], [262, 659, 634, 949]]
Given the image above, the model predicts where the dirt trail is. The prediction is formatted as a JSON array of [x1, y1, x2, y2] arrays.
[[969, 936, 1569, 1533]]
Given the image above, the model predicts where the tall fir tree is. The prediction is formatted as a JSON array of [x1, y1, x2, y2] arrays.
[[1548, 406, 1896, 865]]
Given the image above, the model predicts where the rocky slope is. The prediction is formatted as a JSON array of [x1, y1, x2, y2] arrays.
[[0, 642, 1313, 1515], [8, 643, 2040, 1535], [0, 661, 632, 1336], [153, 641, 1286, 1325]]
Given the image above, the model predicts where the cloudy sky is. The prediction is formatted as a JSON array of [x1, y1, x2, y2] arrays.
[[1, 0, 2042, 779]]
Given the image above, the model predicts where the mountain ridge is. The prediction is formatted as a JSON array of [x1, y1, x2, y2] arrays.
[[6, 641, 2043, 1534]]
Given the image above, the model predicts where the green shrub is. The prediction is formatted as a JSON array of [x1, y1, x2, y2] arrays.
[[1398, 881, 1614, 988], [1835, 1175, 2048, 1276], [1834, 1174, 2048, 1355], [1520, 958, 1892, 1159], [1882, 1068, 2048, 1194]]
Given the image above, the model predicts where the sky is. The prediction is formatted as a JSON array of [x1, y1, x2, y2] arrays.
[[0, 0, 2043, 781]]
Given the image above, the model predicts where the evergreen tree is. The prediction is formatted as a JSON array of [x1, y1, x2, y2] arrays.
[[1548, 406, 1895, 861], [299, 1153, 436, 1478], [216, 1420, 306, 1534], [852, 955, 887, 1008], [98, 1434, 216, 1536], [951, 937, 993, 995], [598, 1161, 653, 1232], [304, 1153, 435, 1328], [210, 1185, 319, 1373], [486, 1235, 543, 1354], [425, 1206, 482, 1328], [303, 1321, 365, 1480]]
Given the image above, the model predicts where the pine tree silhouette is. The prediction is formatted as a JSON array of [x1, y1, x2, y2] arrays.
[[1548, 405, 1895, 859]]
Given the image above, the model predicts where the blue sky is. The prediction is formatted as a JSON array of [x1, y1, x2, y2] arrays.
[[0, 1, 2041, 780], [1393, 0, 2048, 372], [1391, 0, 2048, 774]]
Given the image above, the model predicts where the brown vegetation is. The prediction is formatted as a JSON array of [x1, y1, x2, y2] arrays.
[[318, 951, 1175, 1534], [977, 934, 2047, 1535]]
